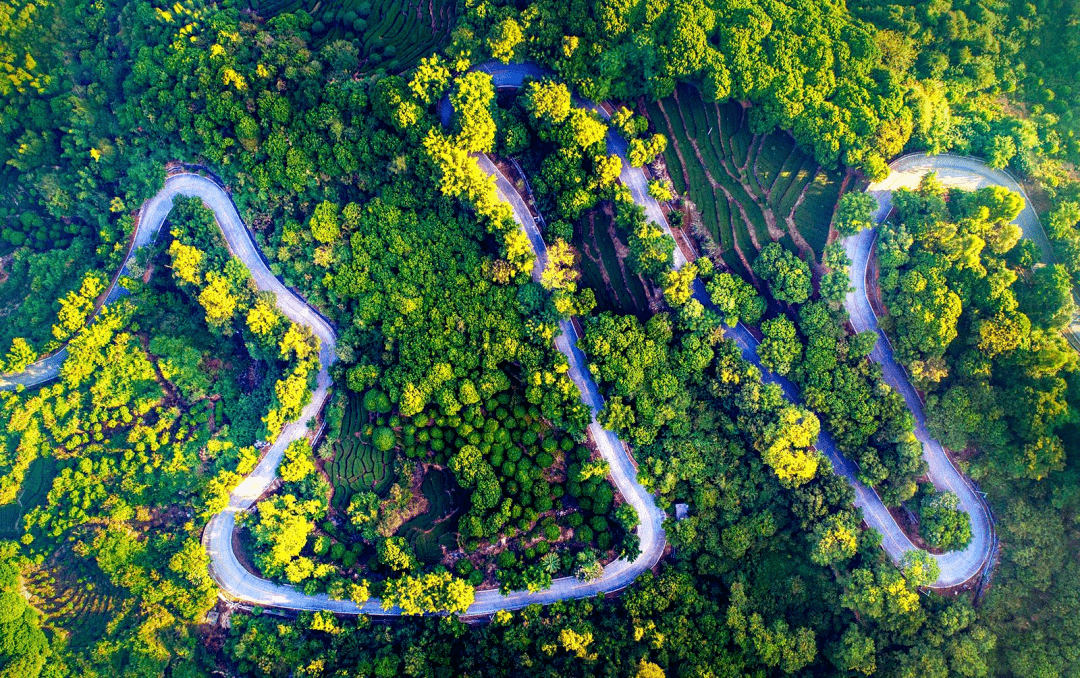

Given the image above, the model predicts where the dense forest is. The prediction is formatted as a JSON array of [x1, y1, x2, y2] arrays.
[[1, 0, 1079, 676]]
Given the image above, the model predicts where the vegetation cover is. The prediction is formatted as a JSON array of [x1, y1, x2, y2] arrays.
[[0, 0, 1079, 676], [647, 84, 842, 277]]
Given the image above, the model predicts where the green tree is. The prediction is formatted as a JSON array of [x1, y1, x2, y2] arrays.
[[758, 316, 801, 376], [918, 490, 973, 552], [706, 272, 765, 326], [834, 192, 878, 237], [487, 17, 524, 63], [308, 200, 341, 244], [377, 536, 418, 572], [753, 243, 812, 305]]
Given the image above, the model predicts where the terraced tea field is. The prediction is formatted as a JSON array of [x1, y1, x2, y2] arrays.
[[397, 469, 459, 563], [327, 393, 396, 511], [646, 85, 843, 276], [575, 211, 655, 319], [0, 456, 56, 539], [249, 0, 454, 73], [26, 559, 126, 649]]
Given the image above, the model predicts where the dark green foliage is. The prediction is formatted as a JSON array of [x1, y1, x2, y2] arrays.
[[882, 181, 1078, 483], [397, 470, 459, 563]]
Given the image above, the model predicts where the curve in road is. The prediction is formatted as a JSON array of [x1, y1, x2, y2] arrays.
[[0, 176, 666, 612], [867, 152, 1080, 350], [3, 73, 998, 611]]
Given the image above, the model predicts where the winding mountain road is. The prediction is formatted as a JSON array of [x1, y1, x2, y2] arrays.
[[595, 141, 993, 587], [471, 63, 996, 587], [3, 70, 1000, 614], [0, 162, 666, 614]]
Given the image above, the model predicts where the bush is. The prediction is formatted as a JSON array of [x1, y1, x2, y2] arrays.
[[597, 531, 613, 550], [496, 550, 517, 569]]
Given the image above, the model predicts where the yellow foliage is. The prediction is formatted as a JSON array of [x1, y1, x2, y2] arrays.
[[167, 240, 204, 285], [197, 272, 238, 327]]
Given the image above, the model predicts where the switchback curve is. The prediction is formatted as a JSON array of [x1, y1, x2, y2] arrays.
[[0, 175, 667, 613]]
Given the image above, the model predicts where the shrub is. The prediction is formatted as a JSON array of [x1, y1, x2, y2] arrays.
[[597, 531, 613, 550], [496, 550, 517, 569]]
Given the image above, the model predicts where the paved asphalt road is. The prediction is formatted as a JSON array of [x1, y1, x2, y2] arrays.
[[617, 127, 993, 585], [591, 111, 991, 586], [843, 229, 994, 587]]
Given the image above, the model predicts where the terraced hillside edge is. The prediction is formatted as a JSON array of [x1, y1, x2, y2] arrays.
[[249, 0, 455, 72], [327, 392, 396, 511], [575, 210, 655, 319], [646, 84, 843, 273]]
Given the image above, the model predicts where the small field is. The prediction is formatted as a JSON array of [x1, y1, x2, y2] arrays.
[[26, 558, 126, 650], [249, 0, 454, 73], [645, 85, 843, 274], [0, 456, 57, 539], [327, 393, 396, 511], [396, 468, 459, 563], [574, 210, 656, 319]]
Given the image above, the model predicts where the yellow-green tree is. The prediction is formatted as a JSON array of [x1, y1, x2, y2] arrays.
[[198, 272, 238, 328], [168, 240, 204, 285]]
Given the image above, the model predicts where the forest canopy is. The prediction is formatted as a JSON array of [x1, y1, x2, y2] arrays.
[[0, 0, 1079, 677]]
